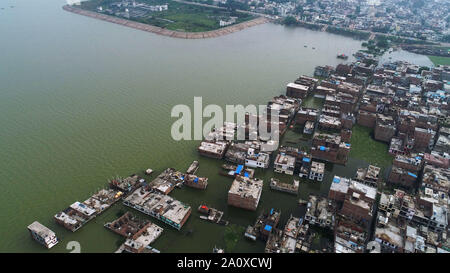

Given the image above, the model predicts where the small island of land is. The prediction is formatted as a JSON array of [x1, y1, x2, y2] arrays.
[[64, 0, 269, 39]]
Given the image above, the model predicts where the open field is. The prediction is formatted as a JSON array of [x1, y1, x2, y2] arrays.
[[428, 55, 450, 66], [349, 125, 393, 169]]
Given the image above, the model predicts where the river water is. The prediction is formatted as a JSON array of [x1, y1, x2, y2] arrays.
[[0, 0, 429, 252]]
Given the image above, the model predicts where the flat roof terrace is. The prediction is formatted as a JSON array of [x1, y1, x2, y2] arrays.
[[228, 176, 263, 200], [124, 189, 191, 230]]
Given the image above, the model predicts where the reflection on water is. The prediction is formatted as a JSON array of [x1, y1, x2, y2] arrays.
[[379, 49, 433, 67]]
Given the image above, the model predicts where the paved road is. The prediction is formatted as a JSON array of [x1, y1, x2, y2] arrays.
[[173, 0, 274, 19]]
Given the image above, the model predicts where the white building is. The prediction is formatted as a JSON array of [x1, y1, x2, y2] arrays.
[[27, 221, 58, 249], [274, 153, 296, 175], [309, 161, 325, 181], [245, 149, 270, 169], [219, 17, 237, 27]]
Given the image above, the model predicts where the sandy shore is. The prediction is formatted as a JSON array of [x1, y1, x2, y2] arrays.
[[63, 5, 269, 39]]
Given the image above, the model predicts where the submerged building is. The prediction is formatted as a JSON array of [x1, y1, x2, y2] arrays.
[[27, 221, 58, 249], [228, 175, 263, 211], [123, 188, 191, 230]]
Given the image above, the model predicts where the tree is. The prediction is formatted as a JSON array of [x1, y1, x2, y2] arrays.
[[376, 39, 389, 48], [442, 34, 450, 43], [283, 16, 297, 26], [412, 0, 425, 9], [419, 66, 430, 74]]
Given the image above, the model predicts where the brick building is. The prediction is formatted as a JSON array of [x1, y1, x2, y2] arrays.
[[228, 176, 263, 211], [374, 114, 396, 143]]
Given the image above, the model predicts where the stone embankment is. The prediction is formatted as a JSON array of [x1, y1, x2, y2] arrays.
[[63, 5, 269, 39]]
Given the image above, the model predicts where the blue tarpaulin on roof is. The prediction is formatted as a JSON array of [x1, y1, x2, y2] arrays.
[[244, 172, 249, 177], [319, 146, 326, 151], [264, 225, 272, 232], [333, 177, 340, 183], [270, 208, 274, 215], [235, 165, 243, 174], [194, 177, 199, 183], [303, 157, 311, 163], [408, 172, 417, 178]]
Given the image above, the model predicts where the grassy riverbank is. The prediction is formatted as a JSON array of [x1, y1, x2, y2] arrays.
[[428, 55, 450, 66]]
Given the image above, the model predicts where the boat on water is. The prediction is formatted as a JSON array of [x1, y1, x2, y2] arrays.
[[219, 164, 254, 178], [337, 54, 348, 60], [221, 164, 236, 171], [213, 246, 225, 253], [198, 204, 228, 225], [186, 160, 199, 175]]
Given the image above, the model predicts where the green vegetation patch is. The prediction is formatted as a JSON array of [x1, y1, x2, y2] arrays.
[[223, 224, 245, 252], [427, 55, 450, 66], [326, 26, 370, 40], [349, 125, 393, 168], [302, 96, 324, 109], [79, 0, 255, 32]]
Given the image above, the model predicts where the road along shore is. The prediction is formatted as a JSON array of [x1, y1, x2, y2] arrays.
[[62, 5, 270, 39]]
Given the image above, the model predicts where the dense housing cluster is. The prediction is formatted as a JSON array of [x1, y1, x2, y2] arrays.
[[194, 42, 450, 252], [27, 15, 449, 251]]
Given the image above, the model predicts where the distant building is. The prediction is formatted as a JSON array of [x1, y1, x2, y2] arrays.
[[286, 82, 310, 99], [219, 17, 237, 27]]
